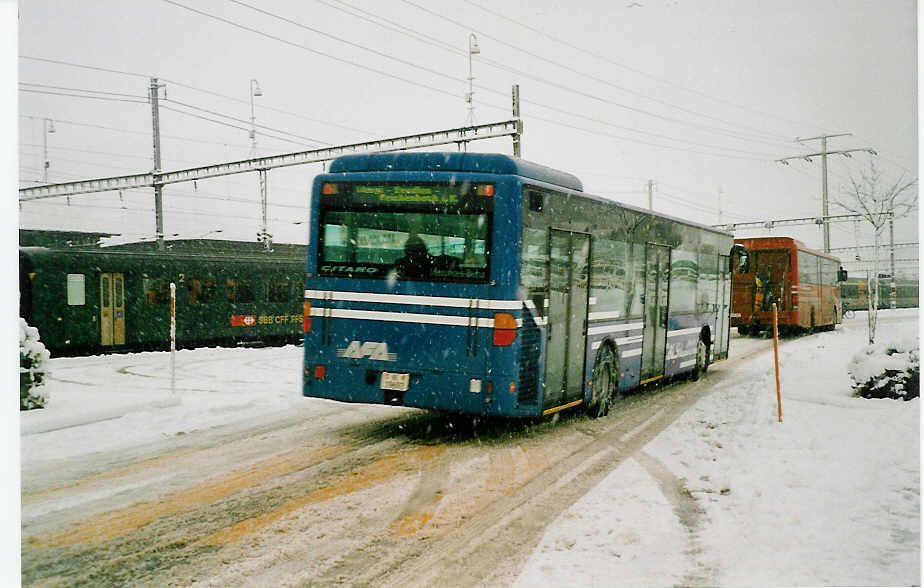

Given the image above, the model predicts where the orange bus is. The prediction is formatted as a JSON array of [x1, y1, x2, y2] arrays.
[[731, 237, 847, 335]]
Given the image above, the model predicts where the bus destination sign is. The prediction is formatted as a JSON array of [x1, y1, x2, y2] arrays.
[[353, 184, 459, 205]]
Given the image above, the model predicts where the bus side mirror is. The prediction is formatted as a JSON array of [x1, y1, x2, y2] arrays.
[[731, 253, 749, 273], [838, 268, 848, 282], [730, 244, 749, 273]]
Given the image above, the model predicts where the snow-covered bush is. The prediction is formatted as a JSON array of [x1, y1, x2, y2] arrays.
[[20, 319, 51, 410], [847, 336, 919, 401]]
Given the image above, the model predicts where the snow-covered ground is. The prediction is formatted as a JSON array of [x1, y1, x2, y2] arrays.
[[15, 308, 921, 586], [516, 309, 920, 587]]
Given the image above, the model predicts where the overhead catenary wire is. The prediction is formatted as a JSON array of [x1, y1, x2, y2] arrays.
[[395, 0, 796, 147], [22, 8, 793, 165], [18, 87, 149, 104], [322, 0, 796, 147], [161, 0, 793, 161], [163, 98, 329, 146], [160, 0, 464, 102], [234, 0, 796, 149], [460, 0, 830, 137], [20, 54, 381, 139], [160, 105, 320, 149], [159, 77, 379, 138], [19, 81, 149, 99], [20, 82, 331, 145], [19, 114, 255, 149]]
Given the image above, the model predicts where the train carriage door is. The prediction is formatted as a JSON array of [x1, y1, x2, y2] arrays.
[[641, 244, 670, 382], [113, 273, 125, 345], [714, 254, 731, 360], [544, 229, 591, 410], [100, 272, 126, 347]]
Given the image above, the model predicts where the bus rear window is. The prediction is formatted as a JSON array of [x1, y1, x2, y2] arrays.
[[317, 183, 492, 282], [754, 251, 791, 276]]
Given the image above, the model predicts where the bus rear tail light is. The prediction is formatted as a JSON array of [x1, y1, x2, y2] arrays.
[[314, 365, 326, 379], [303, 301, 312, 332], [493, 313, 517, 346], [791, 292, 799, 310]]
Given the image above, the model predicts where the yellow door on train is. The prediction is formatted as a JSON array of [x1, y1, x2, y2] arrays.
[[100, 273, 126, 346], [113, 273, 125, 345]]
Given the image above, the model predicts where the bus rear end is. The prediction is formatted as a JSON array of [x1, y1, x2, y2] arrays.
[[302, 155, 532, 417], [731, 238, 797, 333]]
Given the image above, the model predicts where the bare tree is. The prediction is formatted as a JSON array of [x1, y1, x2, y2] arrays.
[[835, 161, 917, 343]]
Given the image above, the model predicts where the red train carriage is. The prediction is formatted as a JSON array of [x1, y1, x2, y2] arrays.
[[731, 237, 847, 335]]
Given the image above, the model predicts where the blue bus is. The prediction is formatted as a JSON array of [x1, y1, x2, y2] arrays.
[[303, 152, 736, 418]]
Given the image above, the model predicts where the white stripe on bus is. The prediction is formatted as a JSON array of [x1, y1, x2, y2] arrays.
[[587, 322, 644, 336], [309, 307, 522, 328], [591, 339, 643, 356], [305, 290, 522, 310], [667, 327, 701, 337], [588, 311, 623, 321]]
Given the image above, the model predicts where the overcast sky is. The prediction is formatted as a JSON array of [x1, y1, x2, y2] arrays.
[[11, 0, 919, 276]]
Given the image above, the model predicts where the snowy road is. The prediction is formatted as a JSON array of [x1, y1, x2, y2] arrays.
[[19, 312, 918, 586]]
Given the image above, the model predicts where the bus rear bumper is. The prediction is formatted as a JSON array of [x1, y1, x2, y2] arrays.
[[303, 364, 538, 418]]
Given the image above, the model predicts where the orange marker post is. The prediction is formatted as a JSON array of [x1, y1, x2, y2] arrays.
[[772, 302, 782, 423]]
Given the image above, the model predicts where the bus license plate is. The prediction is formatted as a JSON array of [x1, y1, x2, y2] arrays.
[[381, 371, 410, 392]]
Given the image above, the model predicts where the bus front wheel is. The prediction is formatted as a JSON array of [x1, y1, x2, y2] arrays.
[[587, 344, 618, 418]]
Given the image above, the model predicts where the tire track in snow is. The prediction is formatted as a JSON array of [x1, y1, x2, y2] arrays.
[[23, 339, 777, 586], [635, 450, 716, 586]]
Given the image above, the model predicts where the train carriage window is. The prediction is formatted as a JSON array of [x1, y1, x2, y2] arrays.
[[267, 278, 290, 303], [227, 278, 256, 303], [187, 276, 218, 305], [66, 274, 85, 306], [115, 276, 123, 307], [143, 276, 171, 305], [101, 275, 110, 307]]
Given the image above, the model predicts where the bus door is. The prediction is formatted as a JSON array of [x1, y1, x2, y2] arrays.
[[544, 229, 591, 410], [714, 254, 731, 360], [100, 272, 126, 346], [641, 244, 670, 382]]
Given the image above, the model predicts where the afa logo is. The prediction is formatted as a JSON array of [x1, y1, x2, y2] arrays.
[[337, 341, 397, 362]]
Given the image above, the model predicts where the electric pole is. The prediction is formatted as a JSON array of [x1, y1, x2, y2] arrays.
[[777, 133, 876, 254], [647, 179, 654, 210], [150, 78, 166, 251], [512, 84, 521, 158]]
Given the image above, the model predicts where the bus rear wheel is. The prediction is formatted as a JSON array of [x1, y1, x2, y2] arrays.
[[587, 344, 618, 418], [692, 338, 710, 381]]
